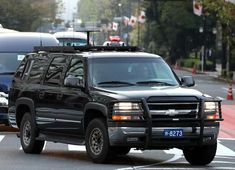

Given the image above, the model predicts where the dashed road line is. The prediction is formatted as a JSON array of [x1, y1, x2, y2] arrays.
[[217, 140, 235, 157], [0, 135, 4, 142], [68, 145, 86, 151]]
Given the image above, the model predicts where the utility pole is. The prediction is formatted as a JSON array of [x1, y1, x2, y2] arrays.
[[137, 0, 140, 47], [226, 21, 230, 77]]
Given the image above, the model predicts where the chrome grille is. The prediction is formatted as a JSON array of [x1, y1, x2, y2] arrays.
[[148, 102, 200, 119]]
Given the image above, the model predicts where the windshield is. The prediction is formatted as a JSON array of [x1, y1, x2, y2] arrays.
[[89, 57, 179, 87], [0, 53, 25, 73]]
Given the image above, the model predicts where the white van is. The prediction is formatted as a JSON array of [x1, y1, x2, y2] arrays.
[[0, 32, 58, 125], [54, 31, 88, 46]]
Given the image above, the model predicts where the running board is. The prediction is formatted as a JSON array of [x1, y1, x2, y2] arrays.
[[36, 132, 85, 145]]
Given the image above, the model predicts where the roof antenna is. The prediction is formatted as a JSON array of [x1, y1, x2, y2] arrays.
[[40, 34, 43, 47]]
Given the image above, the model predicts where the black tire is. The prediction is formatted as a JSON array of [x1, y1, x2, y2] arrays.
[[113, 147, 131, 155], [20, 113, 44, 154], [85, 118, 114, 163], [183, 142, 217, 165]]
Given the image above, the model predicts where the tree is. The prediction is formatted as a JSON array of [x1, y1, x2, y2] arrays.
[[0, 0, 59, 31], [140, 1, 202, 64], [202, 0, 235, 72]]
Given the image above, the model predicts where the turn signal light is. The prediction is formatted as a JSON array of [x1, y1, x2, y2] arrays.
[[112, 115, 131, 120], [207, 114, 219, 120]]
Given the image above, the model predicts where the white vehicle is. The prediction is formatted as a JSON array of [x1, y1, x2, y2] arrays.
[[54, 31, 88, 46], [103, 35, 126, 46]]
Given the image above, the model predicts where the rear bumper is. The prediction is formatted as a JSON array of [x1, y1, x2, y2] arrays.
[[108, 125, 219, 149]]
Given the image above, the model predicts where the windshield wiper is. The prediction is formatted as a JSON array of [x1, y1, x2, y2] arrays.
[[136, 80, 175, 86], [97, 81, 135, 86]]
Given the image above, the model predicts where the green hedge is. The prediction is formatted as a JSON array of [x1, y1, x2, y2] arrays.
[[179, 58, 214, 71]]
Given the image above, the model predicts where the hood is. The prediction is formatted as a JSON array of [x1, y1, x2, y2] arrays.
[[0, 74, 13, 93], [91, 85, 204, 101]]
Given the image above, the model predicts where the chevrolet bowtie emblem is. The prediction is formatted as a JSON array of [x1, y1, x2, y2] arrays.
[[165, 109, 179, 116]]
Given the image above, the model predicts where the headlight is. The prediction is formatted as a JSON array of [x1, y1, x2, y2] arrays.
[[204, 102, 219, 119], [112, 102, 143, 120]]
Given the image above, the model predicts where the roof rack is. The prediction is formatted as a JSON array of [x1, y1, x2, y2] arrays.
[[34, 46, 140, 53]]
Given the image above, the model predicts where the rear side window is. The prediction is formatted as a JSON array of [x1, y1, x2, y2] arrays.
[[15, 57, 28, 78], [44, 56, 67, 86], [64, 57, 84, 86], [27, 58, 47, 83]]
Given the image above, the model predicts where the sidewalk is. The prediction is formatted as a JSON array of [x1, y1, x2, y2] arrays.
[[175, 64, 234, 84]]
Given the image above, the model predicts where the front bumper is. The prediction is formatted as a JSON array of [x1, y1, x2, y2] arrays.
[[108, 124, 219, 149], [107, 98, 223, 149]]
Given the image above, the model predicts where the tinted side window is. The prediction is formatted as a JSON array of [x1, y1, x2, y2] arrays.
[[64, 58, 84, 86], [44, 57, 67, 86], [15, 56, 28, 78], [28, 59, 47, 83]]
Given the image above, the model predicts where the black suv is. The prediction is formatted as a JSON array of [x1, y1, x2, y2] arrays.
[[8, 46, 223, 165]]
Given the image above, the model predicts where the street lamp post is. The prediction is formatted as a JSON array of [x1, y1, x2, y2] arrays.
[[118, 3, 123, 39], [199, 26, 217, 73], [199, 26, 205, 73]]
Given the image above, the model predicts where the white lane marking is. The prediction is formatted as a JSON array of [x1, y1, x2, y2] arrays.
[[68, 145, 86, 151], [19, 141, 47, 150], [217, 140, 235, 157], [67, 145, 142, 153], [117, 148, 183, 170], [163, 148, 183, 162], [132, 167, 235, 170], [129, 148, 142, 154], [219, 138, 235, 141], [0, 135, 4, 142], [222, 87, 235, 91], [216, 96, 225, 100], [117, 141, 235, 170]]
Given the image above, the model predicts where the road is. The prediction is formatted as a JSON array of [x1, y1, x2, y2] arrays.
[[0, 69, 234, 170]]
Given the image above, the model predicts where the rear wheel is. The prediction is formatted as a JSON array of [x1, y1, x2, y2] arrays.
[[20, 113, 44, 154], [85, 118, 114, 163], [183, 142, 217, 165]]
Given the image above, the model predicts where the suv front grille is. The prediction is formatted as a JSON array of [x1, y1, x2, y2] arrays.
[[148, 103, 199, 119], [147, 97, 200, 120]]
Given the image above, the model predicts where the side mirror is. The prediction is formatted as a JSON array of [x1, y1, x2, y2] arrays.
[[181, 76, 195, 87], [64, 76, 84, 88]]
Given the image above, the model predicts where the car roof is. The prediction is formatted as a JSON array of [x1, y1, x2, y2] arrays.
[[54, 32, 87, 39], [33, 46, 162, 59], [0, 32, 59, 52], [85, 51, 161, 59]]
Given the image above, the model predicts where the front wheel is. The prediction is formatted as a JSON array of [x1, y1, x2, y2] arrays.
[[20, 113, 44, 154], [183, 142, 217, 165], [85, 118, 114, 163]]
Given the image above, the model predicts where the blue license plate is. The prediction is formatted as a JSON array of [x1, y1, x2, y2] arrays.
[[164, 129, 183, 137]]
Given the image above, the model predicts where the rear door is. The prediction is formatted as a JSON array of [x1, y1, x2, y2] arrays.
[[36, 55, 68, 131]]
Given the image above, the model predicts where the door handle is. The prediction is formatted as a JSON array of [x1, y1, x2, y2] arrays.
[[38, 92, 45, 99], [57, 93, 63, 100]]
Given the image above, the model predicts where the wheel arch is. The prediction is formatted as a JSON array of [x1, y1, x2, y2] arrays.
[[15, 98, 35, 128], [83, 102, 108, 131]]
